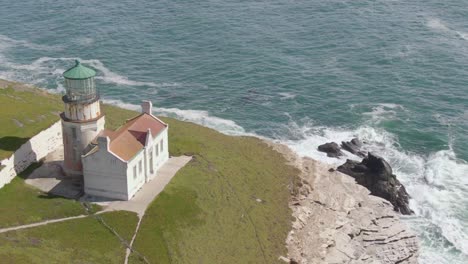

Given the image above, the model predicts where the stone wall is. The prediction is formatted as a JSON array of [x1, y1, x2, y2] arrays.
[[0, 121, 62, 188]]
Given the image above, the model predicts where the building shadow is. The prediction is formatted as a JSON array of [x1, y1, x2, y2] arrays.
[[25, 158, 83, 200], [0, 136, 81, 200], [0, 136, 30, 152]]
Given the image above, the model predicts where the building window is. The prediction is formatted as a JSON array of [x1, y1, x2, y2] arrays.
[[160, 139, 164, 152], [155, 144, 159, 156], [133, 166, 137, 179], [138, 160, 142, 174], [71, 127, 77, 139]]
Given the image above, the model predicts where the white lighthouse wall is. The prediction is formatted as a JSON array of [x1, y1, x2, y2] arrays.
[[62, 116, 105, 175], [64, 100, 101, 121], [83, 148, 129, 200]]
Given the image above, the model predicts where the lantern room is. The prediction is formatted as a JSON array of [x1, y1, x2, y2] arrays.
[[63, 60, 98, 103]]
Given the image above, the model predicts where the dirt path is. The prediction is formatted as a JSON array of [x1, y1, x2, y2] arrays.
[[121, 155, 192, 264], [0, 156, 191, 264], [124, 217, 145, 264], [0, 214, 89, 234]]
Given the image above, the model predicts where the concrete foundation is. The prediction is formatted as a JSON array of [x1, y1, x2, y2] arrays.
[[25, 147, 83, 199]]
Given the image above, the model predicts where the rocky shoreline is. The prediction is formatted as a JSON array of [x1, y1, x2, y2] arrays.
[[267, 141, 420, 264], [318, 139, 413, 215]]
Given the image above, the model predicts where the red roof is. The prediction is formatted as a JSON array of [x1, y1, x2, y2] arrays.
[[100, 113, 167, 161]]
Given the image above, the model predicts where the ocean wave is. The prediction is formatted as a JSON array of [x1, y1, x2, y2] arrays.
[[278, 92, 297, 100], [0, 36, 61, 87], [427, 18, 468, 41], [350, 103, 406, 124], [0, 34, 61, 52], [427, 19, 451, 32], [361, 103, 405, 121], [102, 99, 246, 136], [81, 59, 176, 88], [0, 55, 180, 90]]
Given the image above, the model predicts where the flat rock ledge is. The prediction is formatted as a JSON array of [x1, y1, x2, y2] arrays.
[[266, 141, 419, 264]]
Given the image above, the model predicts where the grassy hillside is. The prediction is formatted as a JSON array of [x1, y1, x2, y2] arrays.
[[0, 82, 299, 264], [0, 163, 94, 229], [129, 117, 299, 264], [0, 211, 138, 264], [0, 84, 62, 160]]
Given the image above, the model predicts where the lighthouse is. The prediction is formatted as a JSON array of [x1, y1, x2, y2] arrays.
[[61, 60, 105, 177]]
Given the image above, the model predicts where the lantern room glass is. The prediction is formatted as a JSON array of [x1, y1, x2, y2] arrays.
[[64, 77, 99, 103]]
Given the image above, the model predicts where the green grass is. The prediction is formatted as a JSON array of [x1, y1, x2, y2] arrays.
[[0, 211, 138, 264], [0, 163, 97, 229], [0, 84, 299, 264], [129, 118, 299, 264], [0, 86, 62, 160]]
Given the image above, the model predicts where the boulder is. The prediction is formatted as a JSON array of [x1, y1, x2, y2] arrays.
[[337, 153, 413, 215], [341, 138, 366, 157], [317, 142, 343, 158]]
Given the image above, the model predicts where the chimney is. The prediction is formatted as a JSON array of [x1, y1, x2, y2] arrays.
[[97, 136, 110, 151], [141, 100, 153, 115]]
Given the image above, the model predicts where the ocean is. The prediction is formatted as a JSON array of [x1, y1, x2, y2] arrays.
[[0, 0, 467, 262]]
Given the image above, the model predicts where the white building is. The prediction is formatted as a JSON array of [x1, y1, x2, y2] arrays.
[[82, 101, 169, 200], [60, 61, 169, 200]]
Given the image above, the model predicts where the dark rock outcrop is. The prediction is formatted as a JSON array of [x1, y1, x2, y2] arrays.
[[317, 142, 343, 158], [337, 153, 413, 215], [341, 138, 366, 157]]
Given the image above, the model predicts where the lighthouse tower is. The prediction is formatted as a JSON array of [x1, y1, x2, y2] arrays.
[[61, 60, 105, 177]]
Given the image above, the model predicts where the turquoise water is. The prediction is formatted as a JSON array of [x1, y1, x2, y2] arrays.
[[0, 1, 467, 262]]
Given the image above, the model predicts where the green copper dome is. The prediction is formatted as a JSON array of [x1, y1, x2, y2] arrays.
[[63, 60, 96, 80]]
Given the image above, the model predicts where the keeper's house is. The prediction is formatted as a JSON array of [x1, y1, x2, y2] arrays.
[[82, 101, 169, 200]]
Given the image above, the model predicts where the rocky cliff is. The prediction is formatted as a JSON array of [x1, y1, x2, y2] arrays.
[[268, 142, 419, 264]]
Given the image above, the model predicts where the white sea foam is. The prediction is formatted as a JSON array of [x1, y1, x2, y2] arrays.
[[0, 34, 61, 51], [0, 55, 179, 91], [102, 99, 246, 136], [81, 59, 175, 88], [361, 103, 405, 123], [427, 18, 468, 41], [0, 36, 61, 86], [427, 19, 451, 32], [457, 32, 468, 41], [278, 92, 297, 100], [32, 57, 168, 88], [350, 103, 406, 125]]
